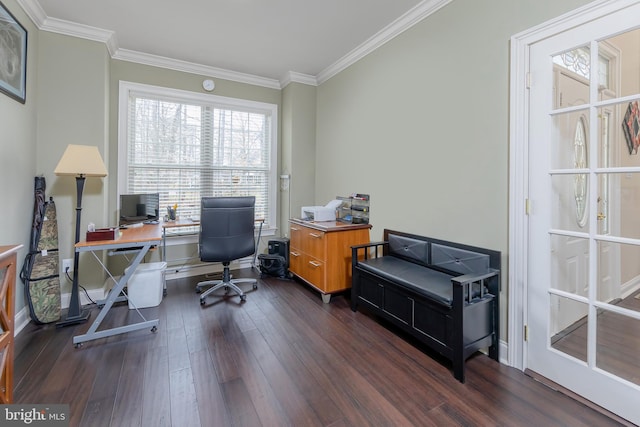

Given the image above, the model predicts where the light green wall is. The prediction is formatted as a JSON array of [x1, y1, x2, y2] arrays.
[[315, 0, 592, 339], [281, 82, 316, 235], [37, 32, 111, 296], [0, 0, 38, 312], [316, 0, 591, 244]]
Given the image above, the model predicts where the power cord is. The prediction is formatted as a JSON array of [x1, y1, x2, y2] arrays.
[[64, 267, 97, 305]]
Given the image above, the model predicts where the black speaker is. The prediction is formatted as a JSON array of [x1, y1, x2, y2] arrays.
[[268, 238, 289, 268]]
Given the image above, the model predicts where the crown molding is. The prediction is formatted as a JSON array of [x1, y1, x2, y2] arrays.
[[44, 17, 117, 54], [16, 0, 449, 90], [281, 71, 318, 88], [316, 0, 452, 84], [113, 49, 282, 90], [15, 0, 46, 27]]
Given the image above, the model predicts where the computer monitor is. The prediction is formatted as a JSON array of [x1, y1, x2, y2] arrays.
[[119, 193, 160, 225]]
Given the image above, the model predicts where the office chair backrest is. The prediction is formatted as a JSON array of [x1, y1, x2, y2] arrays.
[[199, 196, 256, 263]]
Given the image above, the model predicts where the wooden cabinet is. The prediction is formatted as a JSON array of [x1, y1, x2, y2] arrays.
[[0, 245, 21, 404], [289, 219, 370, 303]]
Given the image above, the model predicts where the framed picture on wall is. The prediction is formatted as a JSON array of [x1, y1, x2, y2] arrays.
[[623, 100, 640, 155], [0, 1, 27, 104]]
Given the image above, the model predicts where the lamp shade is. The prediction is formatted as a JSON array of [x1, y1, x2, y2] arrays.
[[54, 144, 108, 177]]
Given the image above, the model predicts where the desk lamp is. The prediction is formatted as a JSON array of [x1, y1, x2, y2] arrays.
[[54, 144, 107, 327]]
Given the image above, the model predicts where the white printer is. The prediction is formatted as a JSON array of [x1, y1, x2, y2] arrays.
[[301, 199, 342, 221]]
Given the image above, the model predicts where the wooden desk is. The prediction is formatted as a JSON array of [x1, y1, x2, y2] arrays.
[[0, 244, 22, 403], [73, 224, 162, 346], [161, 219, 200, 265]]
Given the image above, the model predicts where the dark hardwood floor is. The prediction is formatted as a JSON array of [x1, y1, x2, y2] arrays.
[[552, 291, 640, 387], [14, 270, 630, 427]]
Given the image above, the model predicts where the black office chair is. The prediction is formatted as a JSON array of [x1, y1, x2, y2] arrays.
[[196, 196, 258, 304]]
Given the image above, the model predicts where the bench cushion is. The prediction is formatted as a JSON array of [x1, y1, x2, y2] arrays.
[[388, 234, 429, 265], [358, 256, 454, 306], [431, 243, 490, 275]]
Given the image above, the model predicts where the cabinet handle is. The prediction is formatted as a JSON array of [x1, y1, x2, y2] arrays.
[[291, 227, 299, 231], [308, 261, 322, 268], [309, 233, 322, 238], [291, 251, 300, 257]]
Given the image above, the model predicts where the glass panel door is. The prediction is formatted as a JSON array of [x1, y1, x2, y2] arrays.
[[528, 10, 640, 424]]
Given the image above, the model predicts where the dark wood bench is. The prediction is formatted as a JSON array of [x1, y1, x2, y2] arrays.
[[351, 229, 500, 382]]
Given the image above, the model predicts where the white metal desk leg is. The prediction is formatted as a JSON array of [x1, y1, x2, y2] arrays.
[[72, 243, 159, 346], [252, 221, 264, 270]]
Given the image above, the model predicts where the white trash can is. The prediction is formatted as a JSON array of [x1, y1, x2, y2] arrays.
[[124, 261, 166, 309]]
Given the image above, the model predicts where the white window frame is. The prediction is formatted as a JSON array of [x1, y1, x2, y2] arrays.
[[117, 81, 278, 233]]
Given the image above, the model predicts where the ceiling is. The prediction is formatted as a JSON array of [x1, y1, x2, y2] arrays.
[[19, 0, 450, 88]]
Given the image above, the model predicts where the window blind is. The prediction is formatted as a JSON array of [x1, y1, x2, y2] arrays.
[[123, 89, 274, 225]]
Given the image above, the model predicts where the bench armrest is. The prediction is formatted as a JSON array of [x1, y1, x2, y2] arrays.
[[351, 240, 387, 250], [351, 240, 388, 263], [451, 268, 500, 304], [451, 269, 500, 286]]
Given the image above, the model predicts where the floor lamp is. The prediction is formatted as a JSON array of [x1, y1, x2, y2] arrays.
[[54, 144, 107, 327]]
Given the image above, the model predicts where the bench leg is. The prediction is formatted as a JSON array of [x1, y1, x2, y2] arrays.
[[453, 356, 465, 383], [489, 337, 499, 362]]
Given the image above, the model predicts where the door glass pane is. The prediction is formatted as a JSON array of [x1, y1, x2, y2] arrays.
[[596, 309, 640, 386], [553, 47, 591, 109], [597, 240, 640, 310], [598, 103, 640, 166], [598, 172, 640, 240], [551, 174, 590, 232], [550, 294, 588, 362], [551, 234, 590, 295], [552, 110, 590, 170], [600, 28, 640, 99]]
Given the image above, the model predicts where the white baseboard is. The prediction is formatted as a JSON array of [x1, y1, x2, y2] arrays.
[[60, 287, 110, 309], [165, 262, 221, 280], [14, 307, 31, 336], [621, 275, 640, 299], [165, 259, 255, 280], [500, 339, 509, 366], [14, 290, 105, 336]]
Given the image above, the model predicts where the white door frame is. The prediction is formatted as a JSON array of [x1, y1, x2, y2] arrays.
[[508, 0, 640, 371]]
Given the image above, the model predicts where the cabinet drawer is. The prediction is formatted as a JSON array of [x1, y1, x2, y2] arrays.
[[289, 224, 303, 250], [289, 248, 303, 276], [304, 255, 325, 289], [289, 251, 326, 291], [305, 229, 326, 258]]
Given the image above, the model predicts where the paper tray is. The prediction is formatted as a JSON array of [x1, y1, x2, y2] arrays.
[[86, 228, 118, 242]]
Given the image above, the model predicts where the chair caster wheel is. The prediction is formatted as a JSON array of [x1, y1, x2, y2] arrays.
[[240, 295, 247, 302], [74, 343, 82, 348], [151, 326, 157, 333], [252, 284, 258, 290], [195, 288, 202, 294], [200, 298, 205, 305]]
